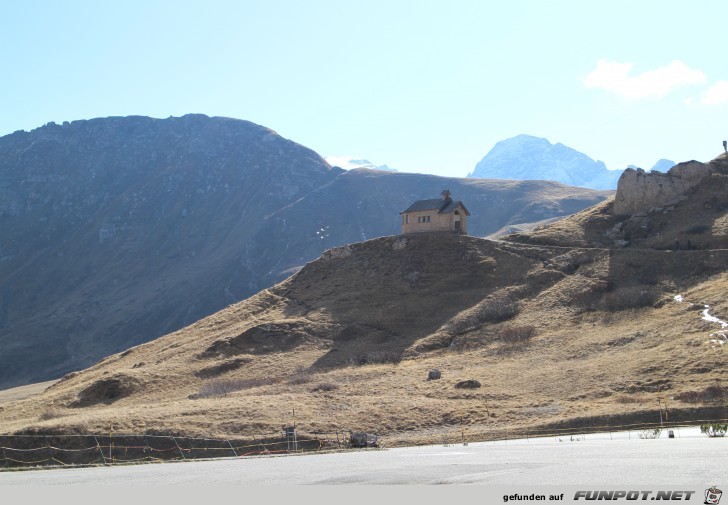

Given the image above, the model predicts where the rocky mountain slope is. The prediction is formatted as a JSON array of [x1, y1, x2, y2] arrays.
[[0, 156, 725, 444], [0, 115, 610, 389], [506, 155, 728, 250], [469, 135, 674, 189]]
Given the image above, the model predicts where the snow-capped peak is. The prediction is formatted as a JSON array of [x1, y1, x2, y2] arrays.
[[325, 156, 396, 172]]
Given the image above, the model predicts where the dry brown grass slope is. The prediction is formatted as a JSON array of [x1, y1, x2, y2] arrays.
[[1, 222, 726, 445], [2, 162, 727, 444]]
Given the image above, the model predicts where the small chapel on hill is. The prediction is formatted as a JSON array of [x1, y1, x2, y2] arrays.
[[400, 190, 470, 235]]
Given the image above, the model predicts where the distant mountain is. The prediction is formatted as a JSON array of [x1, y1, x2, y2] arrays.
[[325, 156, 397, 172], [468, 135, 622, 190], [0, 116, 610, 389], [649, 159, 675, 172]]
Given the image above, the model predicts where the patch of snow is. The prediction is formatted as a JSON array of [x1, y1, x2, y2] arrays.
[[674, 296, 726, 348], [324, 156, 397, 172], [702, 307, 728, 328], [700, 304, 728, 348]]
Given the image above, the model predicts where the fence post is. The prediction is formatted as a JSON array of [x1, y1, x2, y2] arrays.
[[256, 435, 268, 454], [227, 439, 238, 457], [172, 436, 186, 460], [204, 438, 212, 459], [143, 435, 151, 461], [93, 435, 108, 465], [44, 435, 54, 465], [1, 436, 7, 468]]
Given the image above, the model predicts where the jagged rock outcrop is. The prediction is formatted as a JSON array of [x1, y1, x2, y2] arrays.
[[613, 161, 714, 216]]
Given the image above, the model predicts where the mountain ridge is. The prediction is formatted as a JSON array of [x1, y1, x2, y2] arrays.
[[0, 115, 610, 389], [469, 134, 674, 189]]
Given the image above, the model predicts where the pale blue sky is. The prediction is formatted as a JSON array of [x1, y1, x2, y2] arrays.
[[2, 1, 726, 177]]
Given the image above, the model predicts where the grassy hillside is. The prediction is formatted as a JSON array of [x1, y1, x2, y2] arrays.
[[0, 115, 609, 389], [1, 230, 725, 445]]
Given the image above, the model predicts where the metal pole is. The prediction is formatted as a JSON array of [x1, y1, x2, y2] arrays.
[[293, 407, 297, 452], [658, 399, 664, 428], [664, 399, 669, 422], [227, 439, 238, 458], [172, 437, 186, 460], [44, 435, 54, 465], [93, 435, 108, 465]]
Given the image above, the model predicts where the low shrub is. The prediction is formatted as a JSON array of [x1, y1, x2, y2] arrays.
[[638, 428, 662, 439], [454, 379, 481, 389], [347, 350, 401, 366], [310, 383, 338, 392], [674, 385, 727, 404], [700, 424, 727, 437], [686, 224, 711, 235], [498, 325, 537, 342], [477, 298, 519, 323], [194, 377, 278, 398], [601, 287, 661, 311], [195, 357, 251, 379], [444, 298, 519, 336], [38, 409, 64, 421], [288, 366, 313, 384]]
